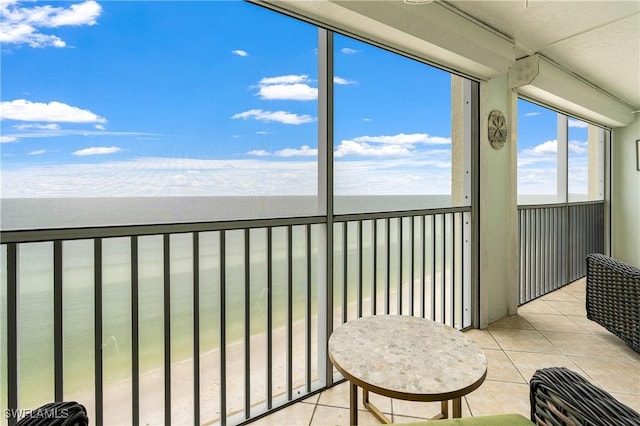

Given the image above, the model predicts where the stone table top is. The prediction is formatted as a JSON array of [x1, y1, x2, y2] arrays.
[[328, 315, 487, 401]]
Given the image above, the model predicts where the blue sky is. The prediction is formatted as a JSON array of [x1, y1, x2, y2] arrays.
[[0, 0, 589, 198]]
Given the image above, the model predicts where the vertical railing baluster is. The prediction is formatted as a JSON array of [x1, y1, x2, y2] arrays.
[[220, 231, 227, 426], [342, 222, 348, 324], [357, 220, 363, 318], [409, 217, 414, 317], [451, 214, 457, 327], [131, 236, 140, 426], [543, 208, 548, 294], [193, 232, 200, 426], [243, 229, 250, 419], [397, 217, 403, 315], [163, 234, 171, 426], [385, 218, 390, 315], [441, 214, 446, 324], [286, 226, 293, 401], [371, 220, 377, 315], [266, 227, 272, 410], [94, 238, 103, 426], [54, 240, 63, 402], [431, 215, 436, 321], [305, 224, 312, 393], [7, 243, 18, 426], [420, 215, 426, 319]]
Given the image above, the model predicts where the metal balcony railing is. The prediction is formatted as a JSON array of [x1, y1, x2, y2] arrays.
[[0, 206, 471, 426], [517, 201, 605, 305]]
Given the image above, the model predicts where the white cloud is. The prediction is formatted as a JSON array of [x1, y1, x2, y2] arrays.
[[522, 139, 587, 157], [1, 136, 19, 143], [232, 109, 314, 125], [524, 112, 541, 117], [232, 49, 248, 57], [275, 145, 317, 157], [568, 139, 587, 154], [1, 155, 455, 198], [257, 83, 318, 101], [95, 124, 105, 130], [0, 0, 102, 48], [341, 48, 358, 55], [72, 146, 121, 156], [568, 118, 588, 128], [14, 123, 60, 130], [334, 76, 357, 85], [6, 128, 156, 140], [259, 75, 308, 85], [354, 133, 451, 145], [333, 133, 451, 158], [28, 149, 47, 155], [0, 99, 106, 123], [335, 140, 412, 158], [256, 75, 317, 101], [525, 139, 557, 155], [247, 149, 270, 157]]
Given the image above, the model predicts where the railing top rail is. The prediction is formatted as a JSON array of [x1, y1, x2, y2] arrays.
[[334, 205, 471, 222], [517, 200, 605, 210], [0, 215, 327, 244], [0, 206, 471, 244]]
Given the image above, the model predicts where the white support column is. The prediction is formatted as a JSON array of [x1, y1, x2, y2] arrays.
[[557, 114, 568, 203], [588, 125, 605, 201], [479, 75, 519, 328], [317, 27, 334, 388]]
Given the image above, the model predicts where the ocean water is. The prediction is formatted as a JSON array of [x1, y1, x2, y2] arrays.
[[0, 195, 453, 231], [0, 195, 458, 418]]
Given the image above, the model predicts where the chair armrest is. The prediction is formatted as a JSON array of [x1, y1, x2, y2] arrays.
[[530, 367, 640, 426]]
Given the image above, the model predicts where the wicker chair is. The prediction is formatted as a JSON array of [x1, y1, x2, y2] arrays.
[[530, 367, 640, 426], [586, 253, 640, 354], [14, 401, 88, 426]]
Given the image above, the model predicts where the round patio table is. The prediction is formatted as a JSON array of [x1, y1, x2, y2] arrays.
[[328, 315, 487, 425]]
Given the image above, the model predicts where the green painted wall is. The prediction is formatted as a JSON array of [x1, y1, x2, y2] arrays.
[[611, 115, 640, 267]]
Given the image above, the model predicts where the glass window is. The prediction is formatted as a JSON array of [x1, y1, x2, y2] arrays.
[[0, 2, 319, 230], [333, 35, 469, 214], [517, 99, 559, 204], [568, 118, 604, 202]]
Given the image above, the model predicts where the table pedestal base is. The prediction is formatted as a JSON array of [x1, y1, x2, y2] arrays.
[[349, 384, 462, 425]]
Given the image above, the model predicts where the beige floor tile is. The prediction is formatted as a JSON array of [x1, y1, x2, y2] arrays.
[[392, 399, 472, 422], [541, 330, 624, 359], [487, 315, 534, 330], [463, 329, 501, 350], [317, 382, 392, 414], [519, 313, 587, 333], [540, 289, 580, 302], [488, 329, 560, 354], [517, 300, 560, 315], [565, 315, 611, 335], [543, 300, 587, 316], [310, 405, 380, 426], [569, 355, 640, 395], [562, 278, 587, 298], [465, 380, 530, 418], [484, 349, 526, 383], [596, 333, 640, 362], [392, 399, 447, 420], [249, 399, 316, 426], [505, 351, 588, 383], [611, 392, 640, 413]]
